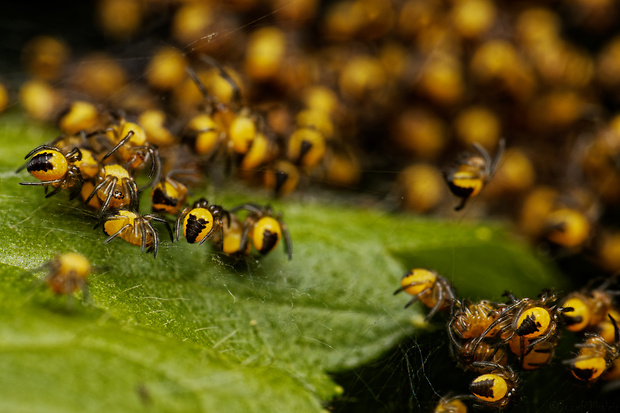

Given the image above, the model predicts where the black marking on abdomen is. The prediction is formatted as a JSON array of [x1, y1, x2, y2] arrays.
[[275, 171, 289, 194], [27, 153, 54, 173], [259, 230, 279, 254], [298, 140, 312, 162], [186, 213, 208, 243], [447, 179, 475, 198], [152, 187, 177, 209], [564, 314, 582, 327], [470, 377, 496, 398], [573, 366, 596, 381], [516, 314, 542, 336]]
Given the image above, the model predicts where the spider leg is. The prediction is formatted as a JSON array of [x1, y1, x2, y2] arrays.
[[447, 321, 463, 358], [472, 142, 493, 173], [105, 223, 131, 243], [167, 169, 198, 181], [138, 219, 148, 253], [186, 65, 214, 107], [84, 175, 111, 205], [65, 147, 83, 163], [45, 186, 64, 198], [221, 209, 231, 228], [238, 218, 254, 255], [19, 178, 64, 186], [526, 325, 557, 349], [147, 145, 161, 183], [490, 138, 506, 176], [15, 159, 30, 173], [23, 144, 58, 160], [454, 197, 468, 211], [469, 311, 514, 357], [102, 130, 135, 162], [126, 178, 140, 210], [609, 313, 619, 343], [133, 145, 161, 190], [502, 291, 519, 303], [66, 169, 84, 200], [394, 280, 435, 295], [198, 223, 216, 245], [98, 177, 118, 217], [217, 220, 225, 246], [230, 203, 263, 215], [404, 295, 421, 309], [439, 277, 457, 301], [174, 209, 188, 241], [149, 221, 160, 258], [150, 215, 173, 242], [279, 219, 293, 260], [425, 285, 443, 321]]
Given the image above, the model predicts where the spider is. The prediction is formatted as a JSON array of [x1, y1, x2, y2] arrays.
[[287, 126, 326, 169], [57, 100, 103, 135], [469, 362, 518, 410], [137, 109, 177, 148], [565, 314, 619, 382], [100, 115, 161, 187], [151, 170, 194, 215], [449, 299, 505, 340], [448, 301, 511, 370], [37, 129, 104, 181], [101, 209, 172, 258], [19, 145, 84, 199], [184, 112, 225, 159], [175, 198, 230, 245], [561, 274, 619, 332], [263, 160, 300, 197], [210, 212, 252, 257], [451, 337, 508, 373], [543, 207, 591, 249], [84, 163, 139, 217], [43, 252, 91, 298], [445, 138, 505, 211], [394, 268, 456, 320], [230, 203, 293, 260], [54, 134, 101, 180]]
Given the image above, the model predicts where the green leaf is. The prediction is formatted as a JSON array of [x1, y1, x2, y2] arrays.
[[0, 111, 568, 412]]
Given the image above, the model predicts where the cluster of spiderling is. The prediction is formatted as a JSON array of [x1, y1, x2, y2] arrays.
[[18, 113, 292, 260], [12, 1, 385, 263], [395, 268, 620, 411], [17, 49, 299, 260], [7, 0, 620, 278], [394, 142, 620, 410]]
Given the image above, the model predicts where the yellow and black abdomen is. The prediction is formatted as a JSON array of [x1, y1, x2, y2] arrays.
[[252, 217, 281, 254], [152, 182, 181, 214], [27, 149, 68, 182], [183, 208, 214, 244]]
